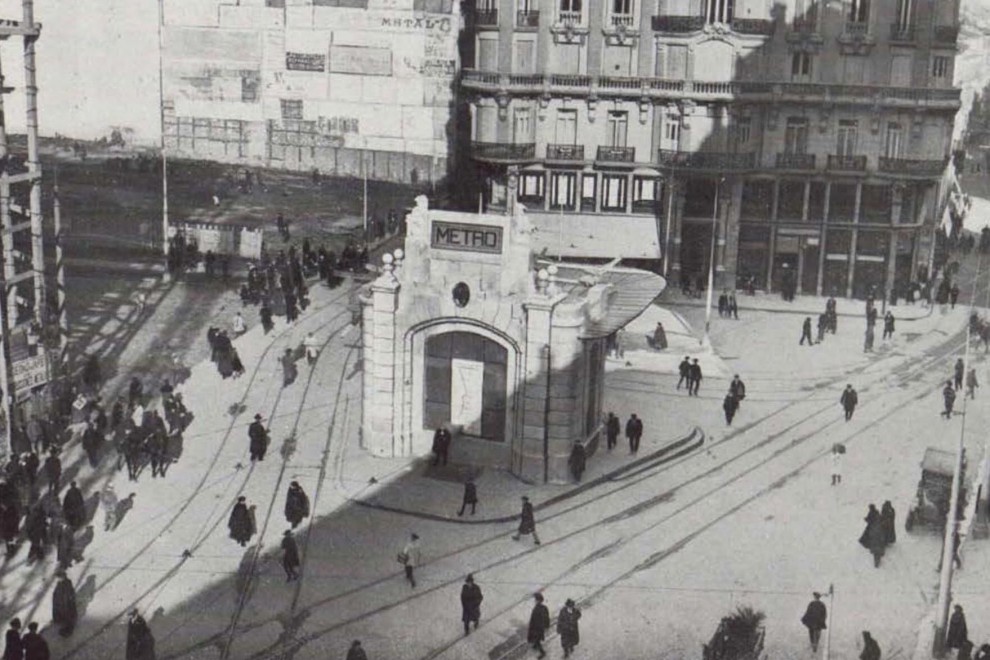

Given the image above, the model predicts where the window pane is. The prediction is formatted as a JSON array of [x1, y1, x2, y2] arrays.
[[424, 355, 451, 404]]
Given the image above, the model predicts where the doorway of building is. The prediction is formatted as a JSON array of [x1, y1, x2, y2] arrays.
[[680, 222, 713, 290]]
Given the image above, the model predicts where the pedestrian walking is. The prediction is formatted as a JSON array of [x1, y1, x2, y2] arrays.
[[260, 300, 274, 335], [723, 391, 739, 426], [285, 481, 310, 529], [1, 502, 19, 557], [860, 631, 881, 660], [228, 496, 253, 547], [281, 530, 301, 581], [56, 521, 75, 570], [52, 572, 78, 637], [651, 322, 668, 350], [22, 451, 38, 489], [676, 356, 691, 390], [512, 496, 541, 545], [431, 426, 451, 466], [954, 358, 965, 391], [689, 359, 703, 395], [557, 598, 581, 658], [568, 443, 586, 482], [840, 384, 858, 421], [458, 478, 478, 516], [399, 533, 421, 588], [248, 414, 269, 461], [126, 610, 155, 660], [729, 375, 746, 404], [62, 481, 85, 530], [858, 504, 886, 568], [817, 313, 828, 344], [882, 312, 895, 340], [800, 592, 827, 653], [43, 448, 60, 495], [527, 593, 550, 659], [967, 368, 978, 399], [346, 640, 368, 660], [800, 317, 814, 346], [25, 507, 47, 562], [232, 312, 246, 337], [831, 444, 843, 485], [880, 500, 896, 545], [4, 618, 22, 660], [100, 483, 119, 532], [950, 283, 960, 309], [947, 605, 968, 651], [943, 380, 957, 419], [303, 332, 320, 366], [625, 414, 643, 454], [728, 291, 739, 319], [22, 622, 48, 660], [863, 325, 875, 352], [460, 574, 483, 635], [281, 348, 298, 387], [605, 412, 620, 450]]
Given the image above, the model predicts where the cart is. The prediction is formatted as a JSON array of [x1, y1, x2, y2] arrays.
[[905, 447, 967, 533], [703, 610, 767, 660]]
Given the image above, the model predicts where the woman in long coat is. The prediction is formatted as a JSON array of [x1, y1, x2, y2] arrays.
[[284, 482, 310, 529], [460, 574, 483, 635], [947, 605, 968, 650], [527, 593, 550, 656], [1, 501, 20, 555], [557, 599, 582, 657], [858, 504, 885, 567], [281, 349, 298, 387], [228, 497, 252, 547], [52, 573, 78, 637], [880, 501, 896, 545], [126, 610, 156, 660]]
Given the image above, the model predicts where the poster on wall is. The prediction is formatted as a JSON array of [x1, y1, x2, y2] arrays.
[[450, 358, 484, 436]]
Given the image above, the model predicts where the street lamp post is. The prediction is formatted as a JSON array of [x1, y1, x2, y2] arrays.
[[702, 177, 723, 345]]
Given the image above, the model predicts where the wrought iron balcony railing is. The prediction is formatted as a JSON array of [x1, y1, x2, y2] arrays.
[[775, 153, 816, 170], [474, 8, 498, 25], [609, 13, 635, 27], [827, 154, 867, 171], [731, 18, 774, 35], [651, 15, 704, 32], [516, 9, 539, 27], [557, 10, 581, 24], [844, 21, 869, 37], [596, 145, 635, 162], [546, 144, 585, 161], [878, 157, 947, 176], [657, 150, 756, 170], [471, 142, 536, 161]]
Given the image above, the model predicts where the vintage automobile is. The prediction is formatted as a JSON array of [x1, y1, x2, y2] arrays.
[[703, 607, 767, 660], [905, 447, 967, 533]]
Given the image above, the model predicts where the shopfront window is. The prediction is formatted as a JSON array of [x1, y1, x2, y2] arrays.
[[424, 332, 507, 442]]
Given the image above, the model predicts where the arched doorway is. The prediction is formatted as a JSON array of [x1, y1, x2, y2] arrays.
[[423, 331, 508, 444]]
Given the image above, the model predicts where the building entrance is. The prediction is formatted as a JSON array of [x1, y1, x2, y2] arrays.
[[680, 222, 713, 289]]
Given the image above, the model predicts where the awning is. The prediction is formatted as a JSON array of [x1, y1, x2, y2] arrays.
[[580, 268, 667, 339]]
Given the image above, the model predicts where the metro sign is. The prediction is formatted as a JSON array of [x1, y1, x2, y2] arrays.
[[431, 221, 503, 254]]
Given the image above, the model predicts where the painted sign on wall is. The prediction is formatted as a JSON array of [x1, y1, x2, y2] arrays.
[[431, 221, 503, 254], [12, 354, 49, 396], [329, 45, 393, 76], [286, 52, 327, 72]]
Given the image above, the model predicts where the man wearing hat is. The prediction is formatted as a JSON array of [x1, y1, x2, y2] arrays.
[[248, 414, 268, 462], [800, 591, 827, 653], [512, 496, 541, 545], [281, 530, 301, 582], [400, 533, 422, 588]]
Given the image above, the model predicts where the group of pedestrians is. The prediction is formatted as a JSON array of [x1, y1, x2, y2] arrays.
[[676, 356, 703, 396], [858, 501, 897, 568], [716, 290, 739, 319], [722, 374, 746, 426]]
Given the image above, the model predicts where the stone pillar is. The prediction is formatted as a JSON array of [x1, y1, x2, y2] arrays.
[[846, 228, 858, 299], [817, 181, 831, 296], [669, 178, 686, 280], [722, 178, 743, 291], [545, 302, 585, 483], [519, 296, 555, 484], [885, 230, 899, 299], [361, 271, 402, 457]]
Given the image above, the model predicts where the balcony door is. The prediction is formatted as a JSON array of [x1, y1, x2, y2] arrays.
[[884, 123, 903, 159], [513, 108, 533, 144], [606, 111, 628, 148], [555, 109, 578, 145], [478, 37, 498, 71], [514, 40, 535, 74], [836, 120, 858, 157]]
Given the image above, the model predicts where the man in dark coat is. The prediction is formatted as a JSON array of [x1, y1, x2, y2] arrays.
[[947, 605, 968, 650], [882, 312, 895, 340], [676, 357, 691, 390], [1, 501, 19, 557], [346, 641, 368, 660], [859, 504, 885, 567], [281, 530, 301, 581], [512, 496, 541, 545], [943, 380, 957, 419], [800, 592, 827, 652], [840, 384, 858, 421], [568, 443, 586, 482], [460, 574, 483, 635], [800, 316, 814, 346], [56, 521, 75, 570], [25, 506, 47, 562], [880, 501, 896, 545], [43, 449, 60, 495], [527, 593, 550, 659], [431, 427, 451, 467], [260, 301, 274, 335], [605, 412, 620, 450], [248, 414, 268, 461], [126, 610, 155, 660], [729, 375, 746, 405], [128, 377, 143, 409], [281, 348, 298, 387], [954, 358, 965, 391], [22, 621, 49, 660], [557, 598, 581, 658], [228, 496, 253, 546], [817, 312, 828, 344], [723, 392, 739, 426], [688, 359, 703, 396], [4, 618, 23, 660], [284, 481, 310, 529], [860, 631, 881, 660], [458, 479, 478, 516], [52, 573, 77, 637], [62, 482, 86, 530], [625, 414, 643, 454]]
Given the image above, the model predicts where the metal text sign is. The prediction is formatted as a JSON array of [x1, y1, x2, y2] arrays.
[[431, 221, 503, 254], [12, 354, 49, 395]]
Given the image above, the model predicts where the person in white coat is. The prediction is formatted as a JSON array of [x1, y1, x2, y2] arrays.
[[831, 445, 843, 486], [303, 332, 320, 366]]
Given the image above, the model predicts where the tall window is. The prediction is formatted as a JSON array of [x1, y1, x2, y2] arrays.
[[612, 0, 631, 15], [606, 111, 628, 148], [884, 123, 903, 158], [791, 52, 813, 81], [663, 119, 681, 150], [734, 117, 752, 148], [601, 174, 627, 211], [581, 174, 596, 211], [555, 110, 578, 144], [560, 0, 581, 13], [894, 0, 911, 28], [836, 119, 858, 156], [519, 172, 544, 202], [932, 56, 951, 80], [793, 0, 817, 27], [706, 0, 733, 24], [549, 172, 577, 210], [785, 117, 808, 155], [513, 108, 533, 143], [632, 177, 659, 213], [849, 0, 869, 23]]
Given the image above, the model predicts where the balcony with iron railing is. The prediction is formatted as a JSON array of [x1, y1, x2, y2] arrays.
[[827, 154, 867, 171], [934, 25, 959, 45], [596, 145, 635, 163], [556, 9, 582, 24], [657, 150, 756, 170], [843, 21, 869, 37], [471, 142, 536, 162], [651, 14, 705, 32], [878, 157, 947, 177], [458, 70, 963, 109], [546, 144, 585, 161], [516, 9, 539, 27], [731, 18, 774, 35], [889, 22, 915, 42], [791, 17, 817, 33], [474, 7, 498, 25], [609, 13, 635, 27], [775, 153, 816, 170]]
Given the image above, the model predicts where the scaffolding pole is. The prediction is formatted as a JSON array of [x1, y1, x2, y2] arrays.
[[0, 53, 17, 458], [53, 171, 66, 361], [22, 0, 43, 320], [157, 0, 169, 257]]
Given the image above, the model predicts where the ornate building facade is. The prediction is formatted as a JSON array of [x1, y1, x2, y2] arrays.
[[460, 0, 962, 297]]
